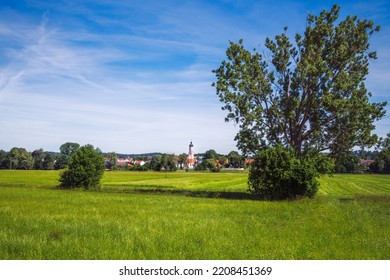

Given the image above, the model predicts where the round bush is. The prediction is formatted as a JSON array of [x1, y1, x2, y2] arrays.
[[59, 144, 105, 190], [248, 145, 331, 200]]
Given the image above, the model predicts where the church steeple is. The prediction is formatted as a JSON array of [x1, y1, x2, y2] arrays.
[[187, 141, 195, 169]]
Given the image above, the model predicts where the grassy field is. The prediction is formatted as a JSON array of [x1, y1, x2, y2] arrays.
[[0, 170, 389, 259]]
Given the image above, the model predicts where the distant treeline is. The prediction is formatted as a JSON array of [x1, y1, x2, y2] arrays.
[[2, 139, 390, 174], [0, 142, 246, 172]]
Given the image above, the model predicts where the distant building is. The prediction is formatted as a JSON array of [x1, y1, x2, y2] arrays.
[[360, 159, 374, 171], [133, 159, 146, 166], [116, 157, 132, 167], [187, 141, 196, 169]]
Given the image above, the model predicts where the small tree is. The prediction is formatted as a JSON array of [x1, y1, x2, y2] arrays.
[[32, 149, 46, 170], [150, 155, 162, 171], [228, 151, 244, 168], [43, 153, 55, 170], [59, 144, 105, 190], [178, 153, 188, 169], [106, 152, 117, 171]]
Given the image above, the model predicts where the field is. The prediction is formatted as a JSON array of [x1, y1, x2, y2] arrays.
[[0, 170, 389, 259]]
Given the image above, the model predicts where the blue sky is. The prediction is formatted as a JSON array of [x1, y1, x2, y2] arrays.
[[0, 0, 389, 154]]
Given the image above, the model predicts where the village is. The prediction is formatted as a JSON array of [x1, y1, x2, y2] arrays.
[[104, 141, 249, 172], [104, 141, 376, 173]]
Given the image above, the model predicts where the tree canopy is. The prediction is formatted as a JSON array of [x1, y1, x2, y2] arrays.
[[59, 144, 105, 190], [213, 4, 386, 157]]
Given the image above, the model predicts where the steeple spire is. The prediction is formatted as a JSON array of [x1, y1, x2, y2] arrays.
[[187, 140, 195, 169]]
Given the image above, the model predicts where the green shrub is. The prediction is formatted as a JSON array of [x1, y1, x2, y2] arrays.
[[248, 145, 332, 200], [370, 148, 390, 174], [59, 145, 105, 190]]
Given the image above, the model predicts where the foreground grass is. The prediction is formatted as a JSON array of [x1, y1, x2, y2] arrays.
[[0, 170, 389, 259]]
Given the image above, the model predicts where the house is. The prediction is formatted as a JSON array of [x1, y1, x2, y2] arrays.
[[133, 159, 146, 166], [360, 159, 374, 170], [116, 157, 132, 167]]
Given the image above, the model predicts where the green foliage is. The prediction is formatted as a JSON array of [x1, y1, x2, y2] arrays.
[[161, 154, 178, 171], [194, 158, 218, 172], [129, 163, 150, 171], [227, 151, 244, 168], [369, 132, 390, 174], [59, 145, 105, 190], [149, 154, 177, 171], [42, 153, 55, 170], [334, 151, 363, 173], [248, 145, 333, 200], [32, 149, 45, 170], [379, 132, 390, 150], [54, 154, 68, 170], [7, 147, 34, 170], [0, 150, 9, 169], [204, 149, 218, 160], [177, 153, 188, 169], [59, 142, 80, 157], [105, 152, 117, 171], [55, 142, 80, 169], [213, 4, 386, 157], [150, 155, 162, 171], [370, 148, 390, 174]]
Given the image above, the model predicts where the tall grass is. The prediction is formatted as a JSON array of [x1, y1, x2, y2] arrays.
[[0, 170, 389, 259]]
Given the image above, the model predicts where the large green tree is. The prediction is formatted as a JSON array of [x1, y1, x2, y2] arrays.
[[55, 142, 80, 169], [32, 149, 45, 170], [178, 153, 188, 169], [59, 142, 80, 157], [59, 144, 105, 190], [8, 147, 33, 170], [213, 4, 386, 157]]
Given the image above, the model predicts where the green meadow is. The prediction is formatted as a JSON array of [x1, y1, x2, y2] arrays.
[[0, 170, 389, 259]]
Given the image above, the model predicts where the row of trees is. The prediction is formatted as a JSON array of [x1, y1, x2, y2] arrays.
[[0, 142, 246, 172], [0, 142, 81, 170], [2, 136, 390, 174]]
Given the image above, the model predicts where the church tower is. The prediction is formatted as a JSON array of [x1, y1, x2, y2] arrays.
[[187, 141, 195, 169]]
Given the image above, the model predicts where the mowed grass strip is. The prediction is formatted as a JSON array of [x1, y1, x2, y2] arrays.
[[0, 170, 389, 259], [318, 174, 390, 197]]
